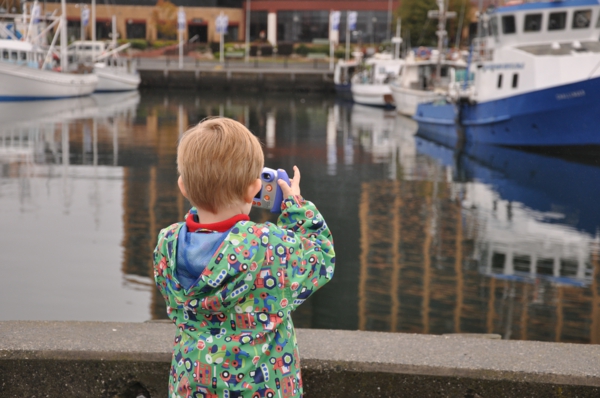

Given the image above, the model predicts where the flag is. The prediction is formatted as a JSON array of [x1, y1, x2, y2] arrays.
[[178, 8, 186, 32], [32, 3, 41, 24], [348, 11, 357, 31], [331, 11, 341, 31], [216, 14, 228, 35], [81, 7, 90, 27]]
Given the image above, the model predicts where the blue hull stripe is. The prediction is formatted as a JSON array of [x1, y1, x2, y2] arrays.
[[0, 94, 89, 102], [415, 75, 600, 146]]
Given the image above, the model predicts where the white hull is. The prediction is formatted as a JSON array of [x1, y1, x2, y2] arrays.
[[351, 83, 395, 107], [0, 62, 97, 100], [95, 66, 140, 92], [390, 84, 443, 116]]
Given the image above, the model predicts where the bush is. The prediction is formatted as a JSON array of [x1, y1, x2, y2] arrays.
[[129, 39, 148, 50], [260, 44, 273, 56], [209, 42, 220, 53], [334, 49, 346, 59], [150, 40, 177, 49], [278, 42, 294, 56], [295, 44, 309, 56]]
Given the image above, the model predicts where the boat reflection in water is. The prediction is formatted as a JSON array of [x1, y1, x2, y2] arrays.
[[0, 92, 144, 322], [353, 105, 600, 343], [2, 92, 599, 344]]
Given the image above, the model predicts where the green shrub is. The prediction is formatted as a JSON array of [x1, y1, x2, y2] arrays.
[[151, 40, 177, 49], [295, 44, 309, 56], [129, 39, 148, 50]]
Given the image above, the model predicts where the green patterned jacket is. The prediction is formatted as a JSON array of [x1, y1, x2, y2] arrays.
[[153, 195, 335, 398]]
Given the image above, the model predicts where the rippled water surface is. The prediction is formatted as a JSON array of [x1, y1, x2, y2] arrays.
[[1, 90, 599, 344]]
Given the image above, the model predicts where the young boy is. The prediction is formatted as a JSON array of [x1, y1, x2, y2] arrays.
[[153, 117, 335, 398]]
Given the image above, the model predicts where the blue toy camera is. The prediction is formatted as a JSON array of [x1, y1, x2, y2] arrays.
[[252, 167, 290, 213]]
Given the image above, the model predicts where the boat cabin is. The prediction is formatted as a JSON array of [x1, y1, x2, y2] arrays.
[[353, 54, 404, 85], [483, 0, 600, 50], [0, 39, 48, 69], [68, 40, 106, 64]]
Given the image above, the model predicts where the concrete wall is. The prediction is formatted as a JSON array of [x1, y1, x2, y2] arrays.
[[1, 321, 600, 397]]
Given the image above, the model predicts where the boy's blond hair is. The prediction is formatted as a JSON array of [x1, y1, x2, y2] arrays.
[[177, 117, 264, 214]]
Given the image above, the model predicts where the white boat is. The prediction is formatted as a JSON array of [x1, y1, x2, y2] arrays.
[[390, 48, 466, 116], [334, 59, 359, 100], [351, 54, 404, 108], [415, 0, 600, 146], [69, 40, 140, 92], [0, 40, 97, 101]]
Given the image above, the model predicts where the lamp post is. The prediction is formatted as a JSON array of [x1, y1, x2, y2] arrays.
[[245, 0, 250, 63]]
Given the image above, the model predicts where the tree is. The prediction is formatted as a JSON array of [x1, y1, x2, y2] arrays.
[[396, 0, 472, 49], [152, 0, 178, 40]]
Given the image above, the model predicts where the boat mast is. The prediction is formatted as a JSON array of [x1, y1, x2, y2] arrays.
[[60, 0, 67, 72], [436, 0, 446, 81]]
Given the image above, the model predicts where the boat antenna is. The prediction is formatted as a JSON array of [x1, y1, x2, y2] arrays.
[[455, 0, 466, 49]]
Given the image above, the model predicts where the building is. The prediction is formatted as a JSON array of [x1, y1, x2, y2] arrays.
[[43, 0, 244, 43], [39, 0, 400, 45]]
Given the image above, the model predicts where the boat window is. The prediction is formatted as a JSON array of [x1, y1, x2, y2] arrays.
[[524, 14, 542, 32], [20, 52, 26, 61], [502, 15, 516, 34], [2, 50, 8, 60], [513, 255, 531, 274], [497, 74, 503, 89], [11, 51, 17, 60], [573, 9, 592, 29], [490, 16, 499, 37], [548, 12, 567, 31], [84, 45, 92, 51], [512, 73, 519, 88]]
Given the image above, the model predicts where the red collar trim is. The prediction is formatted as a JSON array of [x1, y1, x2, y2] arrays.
[[186, 213, 250, 233]]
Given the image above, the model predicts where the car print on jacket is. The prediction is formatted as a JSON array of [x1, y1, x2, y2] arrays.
[[154, 196, 335, 397]]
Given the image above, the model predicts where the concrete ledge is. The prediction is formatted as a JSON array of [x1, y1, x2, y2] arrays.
[[1, 321, 600, 397], [138, 69, 334, 92]]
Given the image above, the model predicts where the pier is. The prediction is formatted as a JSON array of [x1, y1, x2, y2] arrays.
[[136, 57, 335, 92], [1, 321, 600, 397]]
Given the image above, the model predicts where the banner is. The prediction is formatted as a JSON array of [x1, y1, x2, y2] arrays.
[[32, 3, 41, 24], [331, 11, 341, 31], [348, 11, 357, 31], [81, 7, 90, 27], [216, 14, 229, 35], [178, 8, 186, 32]]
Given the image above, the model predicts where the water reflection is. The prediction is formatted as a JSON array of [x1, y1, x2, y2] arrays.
[[1, 91, 599, 344]]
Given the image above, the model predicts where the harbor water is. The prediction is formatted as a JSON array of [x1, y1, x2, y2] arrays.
[[1, 90, 599, 344]]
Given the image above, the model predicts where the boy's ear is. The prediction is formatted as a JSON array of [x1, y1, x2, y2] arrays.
[[244, 178, 262, 204], [178, 176, 189, 199]]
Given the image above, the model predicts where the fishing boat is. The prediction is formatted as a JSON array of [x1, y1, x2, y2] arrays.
[[333, 59, 359, 100], [0, 40, 97, 101], [390, 48, 466, 116], [0, 1, 97, 101], [69, 40, 140, 92], [414, 0, 600, 146], [351, 53, 404, 108]]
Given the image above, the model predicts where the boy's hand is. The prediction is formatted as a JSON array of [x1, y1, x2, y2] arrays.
[[278, 165, 301, 198]]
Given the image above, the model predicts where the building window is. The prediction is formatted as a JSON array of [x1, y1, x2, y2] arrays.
[[250, 11, 268, 42], [524, 14, 542, 32], [573, 9, 592, 29], [497, 74, 503, 88], [490, 16, 499, 37], [512, 73, 519, 88], [548, 12, 567, 30], [225, 24, 239, 42], [96, 21, 112, 40], [502, 15, 516, 34], [126, 21, 146, 39]]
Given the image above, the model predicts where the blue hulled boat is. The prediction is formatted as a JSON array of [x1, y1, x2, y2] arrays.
[[414, 0, 600, 146]]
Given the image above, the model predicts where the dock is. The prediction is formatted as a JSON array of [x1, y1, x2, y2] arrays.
[[136, 57, 335, 92]]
